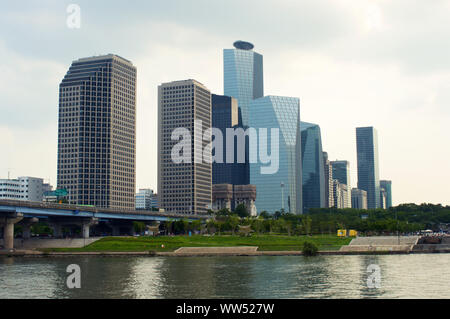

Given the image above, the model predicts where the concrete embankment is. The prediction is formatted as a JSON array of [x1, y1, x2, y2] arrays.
[[0, 237, 102, 249]]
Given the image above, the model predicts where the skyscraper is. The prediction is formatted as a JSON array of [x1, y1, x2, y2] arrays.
[[249, 96, 302, 214], [57, 54, 136, 209], [211, 94, 249, 185], [158, 79, 212, 215], [224, 41, 264, 126], [331, 160, 351, 208], [301, 122, 326, 211], [323, 152, 334, 208], [380, 180, 393, 208], [351, 188, 368, 209], [356, 127, 381, 209]]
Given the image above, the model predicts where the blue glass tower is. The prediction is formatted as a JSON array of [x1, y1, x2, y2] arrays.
[[356, 127, 381, 209], [212, 94, 249, 185], [249, 96, 302, 215], [224, 41, 264, 126], [301, 122, 326, 211], [380, 180, 392, 208]]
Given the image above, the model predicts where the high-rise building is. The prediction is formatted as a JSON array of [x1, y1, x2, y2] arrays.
[[332, 179, 349, 209], [323, 152, 334, 208], [331, 160, 351, 208], [249, 96, 302, 214], [0, 177, 53, 201], [158, 79, 212, 215], [380, 180, 393, 208], [211, 94, 249, 185], [57, 54, 137, 209], [135, 189, 157, 210], [224, 41, 264, 126], [301, 122, 326, 211], [351, 188, 368, 209], [356, 127, 381, 209], [380, 187, 388, 209]]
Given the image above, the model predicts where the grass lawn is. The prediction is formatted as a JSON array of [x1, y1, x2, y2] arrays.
[[44, 235, 353, 252]]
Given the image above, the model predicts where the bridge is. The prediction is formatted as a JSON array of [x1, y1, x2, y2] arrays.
[[0, 200, 208, 251]]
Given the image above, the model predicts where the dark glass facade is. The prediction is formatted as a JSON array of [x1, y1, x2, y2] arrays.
[[301, 122, 325, 211], [356, 127, 380, 209], [57, 55, 136, 209], [211, 94, 249, 185]]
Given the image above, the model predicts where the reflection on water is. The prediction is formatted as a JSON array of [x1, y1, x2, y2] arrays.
[[1, 255, 450, 299]]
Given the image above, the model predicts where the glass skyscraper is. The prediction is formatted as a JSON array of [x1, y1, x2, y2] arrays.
[[380, 180, 393, 208], [211, 94, 249, 185], [356, 127, 381, 209], [224, 41, 264, 126], [249, 96, 302, 215], [301, 122, 326, 211], [57, 54, 136, 209], [331, 160, 351, 208]]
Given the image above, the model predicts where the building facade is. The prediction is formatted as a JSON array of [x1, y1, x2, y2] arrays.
[[212, 184, 257, 216], [323, 152, 334, 208], [380, 180, 393, 208], [211, 94, 249, 185], [351, 188, 368, 209], [57, 54, 136, 209], [301, 122, 326, 211], [332, 179, 349, 209], [135, 189, 158, 210], [249, 96, 302, 214], [356, 127, 381, 209], [331, 160, 351, 208], [158, 79, 212, 215], [0, 177, 52, 202], [224, 41, 264, 126]]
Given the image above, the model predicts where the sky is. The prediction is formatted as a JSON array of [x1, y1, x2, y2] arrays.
[[0, 0, 449, 206]]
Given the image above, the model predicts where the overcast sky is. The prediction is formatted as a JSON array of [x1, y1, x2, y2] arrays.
[[1, 0, 449, 206]]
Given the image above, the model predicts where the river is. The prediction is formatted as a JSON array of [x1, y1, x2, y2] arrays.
[[1, 254, 449, 299]]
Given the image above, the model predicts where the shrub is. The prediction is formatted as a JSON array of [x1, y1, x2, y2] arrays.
[[302, 241, 318, 256]]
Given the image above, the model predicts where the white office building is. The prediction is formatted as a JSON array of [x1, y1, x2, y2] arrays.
[[0, 177, 53, 202]]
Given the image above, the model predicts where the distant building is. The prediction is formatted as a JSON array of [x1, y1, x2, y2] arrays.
[[57, 54, 137, 209], [0, 177, 53, 202], [158, 79, 212, 215], [224, 41, 264, 127], [301, 122, 326, 211], [356, 127, 381, 209], [212, 94, 249, 185], [380, 180, 393, 208], [380, 187, 388, 209], [352, 188, 368, 210], [323, 152, 334, 208], [212, 184, 257, 216], [249, 96, 302, 214], [331, 160, 351, 208], [135, 189, 158, 210], [333, 180, 349, 209]]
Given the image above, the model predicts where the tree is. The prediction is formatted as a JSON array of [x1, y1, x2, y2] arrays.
[[234, 204, 249, 218], [259, 211, 271, 219]]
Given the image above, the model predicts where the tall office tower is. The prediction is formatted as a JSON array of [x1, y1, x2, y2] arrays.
[[57, 55, 136, 209], [158, 80, 212, 215], [331, 160, 351, 208], [249, 96, 302, 214], [211, 94, 249, 185], [224, 41, 264, 126], [356, 127, 381, 209], [323, 152, 334, 207], [332, 179, 349, 209], [380, 180, 393, 208], [351, 188, 368, 209], [301, 122, 326, 211], [380, 187, 387, 209]]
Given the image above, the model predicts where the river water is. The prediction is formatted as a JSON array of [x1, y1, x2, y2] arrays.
[[1, 254, 449, 299]]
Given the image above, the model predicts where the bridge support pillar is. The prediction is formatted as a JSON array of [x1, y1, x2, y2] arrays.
[[50, 223, 63, 238], [1, 215, 23, 251], [82, 218, 99, 239], [21, 218, 39, 240]]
